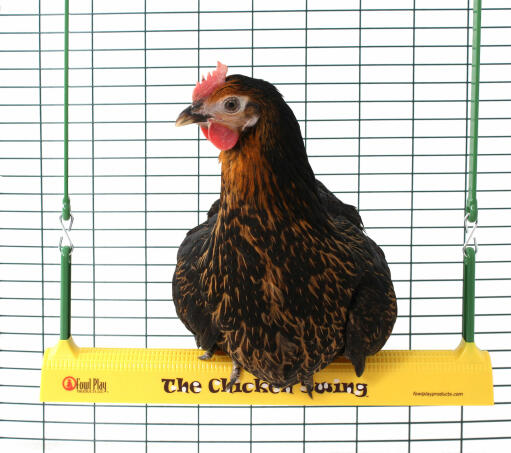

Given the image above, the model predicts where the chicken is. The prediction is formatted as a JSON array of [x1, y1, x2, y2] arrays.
[[172, 62, 397, 395]]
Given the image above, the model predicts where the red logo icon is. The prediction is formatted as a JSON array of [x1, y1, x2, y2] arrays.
[[63, 376, 77, 391]]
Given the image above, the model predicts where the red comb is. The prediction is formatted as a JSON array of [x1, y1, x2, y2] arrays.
[[192, 61, 228, 103]]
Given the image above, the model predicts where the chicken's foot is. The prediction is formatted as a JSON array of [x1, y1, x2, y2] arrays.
[[198, 346, 217, 361], [301, 376, 314, 399], [225, 359, 241, 392]]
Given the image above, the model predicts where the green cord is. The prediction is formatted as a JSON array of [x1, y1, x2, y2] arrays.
[[462, 0, 482, 343], [466, 0, 481, 224], [60, 0, 72, 340], [62, 0, 70, 221]]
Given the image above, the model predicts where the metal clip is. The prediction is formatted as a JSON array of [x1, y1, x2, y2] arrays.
[[463, 213, 478, 256], [59, 214, 74, 253]]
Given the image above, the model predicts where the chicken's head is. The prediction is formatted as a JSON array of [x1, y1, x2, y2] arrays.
[[175, 62, 261, 151]]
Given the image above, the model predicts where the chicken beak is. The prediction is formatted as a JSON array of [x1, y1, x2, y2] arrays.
[[175, 105, 210, 127]]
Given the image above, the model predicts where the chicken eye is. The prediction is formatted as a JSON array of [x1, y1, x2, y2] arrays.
[[223, 97, 240, 113]]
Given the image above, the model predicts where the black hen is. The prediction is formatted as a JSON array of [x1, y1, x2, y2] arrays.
[[172, 63, 397, 394]]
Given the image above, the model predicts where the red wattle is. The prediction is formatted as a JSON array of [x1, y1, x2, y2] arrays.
[[200, 125, 209, 139], [206, 123, 239, 151]]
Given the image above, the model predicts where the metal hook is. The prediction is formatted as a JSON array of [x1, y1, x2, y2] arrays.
[[59, 214, 74, 253], [463, 213, 478, 256]]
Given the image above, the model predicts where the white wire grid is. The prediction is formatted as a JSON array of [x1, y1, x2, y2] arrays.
[[1, 0, 511, 452]]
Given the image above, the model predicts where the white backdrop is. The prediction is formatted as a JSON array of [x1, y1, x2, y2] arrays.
[[1, 0, 510, 452]]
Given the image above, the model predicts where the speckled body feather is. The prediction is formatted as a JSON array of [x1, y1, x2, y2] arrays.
[[173, 75, 397, 387]]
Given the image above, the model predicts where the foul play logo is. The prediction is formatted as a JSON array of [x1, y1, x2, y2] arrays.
[[161, 377, 368, 397], [62, 376, 77, 391], [62, 376, 108, 393]]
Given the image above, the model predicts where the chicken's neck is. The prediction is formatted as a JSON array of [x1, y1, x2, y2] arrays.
[[217, 117, 325, 229]]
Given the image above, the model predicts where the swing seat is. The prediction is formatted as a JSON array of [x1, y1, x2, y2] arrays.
[[40, 337, 493, 405]]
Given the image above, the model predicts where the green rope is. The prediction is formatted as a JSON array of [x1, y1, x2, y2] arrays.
[[462, 0, 482, 343], [62, 0, 70, 221], [60, 0, 71, 340], [466, 0, 481, 223]]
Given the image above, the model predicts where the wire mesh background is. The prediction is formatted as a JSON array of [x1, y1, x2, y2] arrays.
[[1, 0, 510, 451]]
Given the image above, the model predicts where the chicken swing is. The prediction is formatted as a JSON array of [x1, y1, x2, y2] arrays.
[[40, 0, 493, 405]]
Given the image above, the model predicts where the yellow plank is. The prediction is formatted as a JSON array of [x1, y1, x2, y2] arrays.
[[40, 337, 493, 405]]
